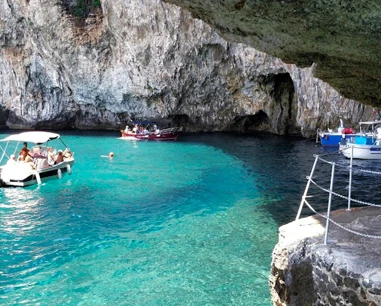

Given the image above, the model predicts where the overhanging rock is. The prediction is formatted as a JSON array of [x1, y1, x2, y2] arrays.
[[163, 0, 381, 107]]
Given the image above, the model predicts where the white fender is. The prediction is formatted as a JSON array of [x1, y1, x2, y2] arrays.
[[66, 164, 72, 174], [34, 171, 41, 185], [58, 168, 62, 179]]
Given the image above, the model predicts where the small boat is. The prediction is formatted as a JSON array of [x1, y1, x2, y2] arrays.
[[0, 131, 75, 187], [120, 122, 182, 141], [317, 119, 358, 147], [339, 122, 381, 159]]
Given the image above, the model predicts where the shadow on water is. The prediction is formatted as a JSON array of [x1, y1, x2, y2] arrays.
[[178, 132, 381, 227]]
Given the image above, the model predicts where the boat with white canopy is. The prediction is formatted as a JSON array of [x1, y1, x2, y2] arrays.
[[0, 131, 74, 187]]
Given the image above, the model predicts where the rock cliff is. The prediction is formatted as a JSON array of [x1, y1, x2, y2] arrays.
[[0, 0, 375, 133], [163, 0, 381, 107]]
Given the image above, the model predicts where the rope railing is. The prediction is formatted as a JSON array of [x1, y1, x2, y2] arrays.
[[303, 198, 381, 239], [309, 178, 381, 209], [296, 152, 381, 244]]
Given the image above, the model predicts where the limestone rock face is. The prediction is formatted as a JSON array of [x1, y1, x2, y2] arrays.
[[163, 0, 381, 106], [0, 0, 375, 133]]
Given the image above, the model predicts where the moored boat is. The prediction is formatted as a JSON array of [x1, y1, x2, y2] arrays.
[[340, 136, 381, 160], [0, 131, 75, 187], [120, 122, 182, 141], [318, 119, 381, 147], [317, 119, 357, 147], [339, 122, 381, 159]]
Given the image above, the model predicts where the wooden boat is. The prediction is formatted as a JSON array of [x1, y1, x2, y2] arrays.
[[120, 122, 182, 141]]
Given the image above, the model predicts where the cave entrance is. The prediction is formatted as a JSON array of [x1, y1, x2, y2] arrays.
[[229, 111, 271, 132], [260, 72, 298, 135], [168, 114, 191, 129], [60, 0, 103, 27], [228, 72, 298, 134]]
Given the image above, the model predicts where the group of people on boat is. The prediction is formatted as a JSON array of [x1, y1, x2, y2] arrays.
[[7, 142, 73, 169], [123, 123, 160, 135]]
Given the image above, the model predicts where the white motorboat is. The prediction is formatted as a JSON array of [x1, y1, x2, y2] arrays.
[[339, 122, 381, 160], [0, 131, 74, 187]]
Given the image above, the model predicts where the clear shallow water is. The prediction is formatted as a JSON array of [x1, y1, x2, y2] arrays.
[[1, 131, 377, 305]]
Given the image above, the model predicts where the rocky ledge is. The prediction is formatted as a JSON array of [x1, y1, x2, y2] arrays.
[[270, 207, 381, 306]]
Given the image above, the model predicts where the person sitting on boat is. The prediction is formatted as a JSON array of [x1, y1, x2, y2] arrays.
[[133, 124, 139, 134], [32, 146, 44, 158], [24, 155, 36, 169], [63, 148, 73, 160], [47, 147, 56, 165], [19, 142, 31, 159], [153, 124, 160, 134], [124, 126, 131, 133], [6, 154, 16, 166], [55, 150, 64, 164]]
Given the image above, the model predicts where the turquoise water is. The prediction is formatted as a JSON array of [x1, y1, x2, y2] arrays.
[[1, 131, 326, 305]]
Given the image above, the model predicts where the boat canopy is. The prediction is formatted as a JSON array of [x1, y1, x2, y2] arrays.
[[0, 131, 60, 144]]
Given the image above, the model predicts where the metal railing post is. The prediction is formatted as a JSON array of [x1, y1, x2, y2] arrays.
[[347, 145, 353, 210], [296, 154, 319, 220], [324, 162, 336, 245]]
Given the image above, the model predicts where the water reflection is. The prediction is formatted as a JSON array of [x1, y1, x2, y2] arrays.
[[1, 188, 42, 235]]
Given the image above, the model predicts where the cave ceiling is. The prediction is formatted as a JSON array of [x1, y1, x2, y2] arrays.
[[163, 0, 381, 107]]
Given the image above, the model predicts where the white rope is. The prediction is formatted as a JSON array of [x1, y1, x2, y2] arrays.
[[309, 178, 381, 209], [302, 198, 381, 239], [359, 169, 381, 175], [316, 154, 381, 174]]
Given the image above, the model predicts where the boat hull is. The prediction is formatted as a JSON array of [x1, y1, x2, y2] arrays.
[[341, 145, 381, 160], [120, 127, 182, 141], [319, 133, 357, 147], [0, 159, 74, 187]]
